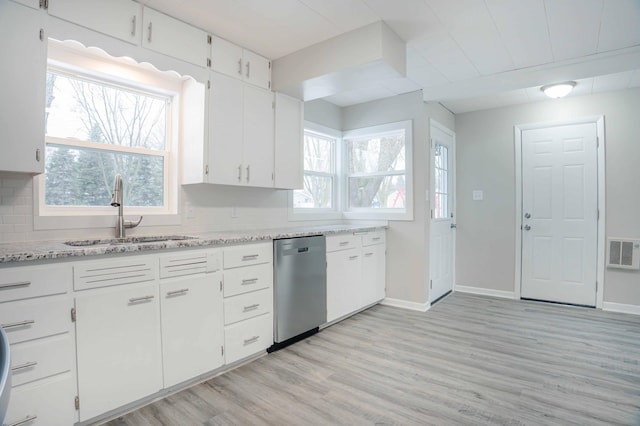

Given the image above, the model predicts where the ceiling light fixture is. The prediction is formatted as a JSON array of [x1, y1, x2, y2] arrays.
[[541, 81, 576, 99]]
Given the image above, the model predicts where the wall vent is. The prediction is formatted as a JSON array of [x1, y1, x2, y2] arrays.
[[607, 238, 640, 270]]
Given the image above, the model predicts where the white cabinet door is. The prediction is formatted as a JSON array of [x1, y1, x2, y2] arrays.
[[274, 92, 303, 189], [9, 0, 40, 10], [326, 248, 362, 323], [211, 36, 243, 79], [0, 1, 45, 174], [242, 50, 271, 90], [160, 273, 224, 387], [48, 0, 141, 44], [242, 85, 274, 187], [75, 283, 162, 421], [362, 243, 386, 306], [209, 71, 244, 185], [142, 6, 209, 67]]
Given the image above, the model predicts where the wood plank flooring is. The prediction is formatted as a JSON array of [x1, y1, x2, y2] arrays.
[[104, 293, 640, 425]]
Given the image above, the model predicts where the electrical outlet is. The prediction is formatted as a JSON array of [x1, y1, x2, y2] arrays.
[[231, 207, 239, 218], [186, 203, 196, 219]]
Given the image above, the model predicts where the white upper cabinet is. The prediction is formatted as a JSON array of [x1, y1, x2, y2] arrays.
[[47, 0, 141, 44], [274, 92, 304, 189], [10, 0, 40, 10], [207, 71, 274, 188], [0, 0, 46, 174], [142, 6, 210, 68], [211, 36, 271, 90]]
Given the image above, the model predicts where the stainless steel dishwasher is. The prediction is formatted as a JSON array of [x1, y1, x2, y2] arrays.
[[270, 235, 326, 351]]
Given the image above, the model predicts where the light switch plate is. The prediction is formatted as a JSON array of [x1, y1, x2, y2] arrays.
[[473, 190, 484, 201]]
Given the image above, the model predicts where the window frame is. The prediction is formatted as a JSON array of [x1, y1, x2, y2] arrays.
[[342, 120, 413, 221], [289, 122, 342, 221], [34, 39, 182, 230]]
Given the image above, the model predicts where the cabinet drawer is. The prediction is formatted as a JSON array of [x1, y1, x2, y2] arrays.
[[224, 243, 272, 269], [4, 373, 78, 426], [224, 288, 272, 325], [0, 264, 71, 303], [159, 249, 222, 278], [74, 256, 158, 290], [224, 263, 272, 297], [326, 234, 359, 252], [10, 333, 74, 387], [362, 231, 385, 247], [224, 313, 272, 364], [0, 296, 71, 344]]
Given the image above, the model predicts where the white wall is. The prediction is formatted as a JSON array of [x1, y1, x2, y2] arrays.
[[343, 92, 455, 306], [456, 88, 640, 307]]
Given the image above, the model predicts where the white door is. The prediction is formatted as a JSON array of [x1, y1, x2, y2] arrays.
[[521, 123, 598, 306], [429, 122, 456, 303]]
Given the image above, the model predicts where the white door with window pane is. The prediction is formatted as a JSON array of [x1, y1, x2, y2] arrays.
[[521, 123, 598, 306], [429, 122, 455, 303]]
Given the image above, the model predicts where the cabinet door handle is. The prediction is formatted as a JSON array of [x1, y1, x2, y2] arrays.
[[237, 164, 242, 182], [364, 252, 374, 257], [35, 148, 41, 162], [339, 241, 350, 246], [131, 15, 136, 37], [241, 254, 259, 261], [147, 22, 153, 43], [246, 165, 250, 182], [129, 295, 154, 304], [6, 415, 38, 426], [11, 361, 38, 372], [238, 59, 242, 75], [349, 255, 359, 260], [243, 335, 259, 346], [372, 237, 381, 241], [0, 280, 31, 290], [246, 61, 251, 78], [241, 278, 258, 285], [1, 319, 35, 329], [166, 288, 189, 297], [243, 303, 259, 312]]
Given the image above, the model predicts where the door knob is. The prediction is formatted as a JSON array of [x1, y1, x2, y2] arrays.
[[524, 212, 531, 219], [524, 225, 531, 231]]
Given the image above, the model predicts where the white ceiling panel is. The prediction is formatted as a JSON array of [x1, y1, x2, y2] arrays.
[[598, 0, 640, 52], [545, 0, 603, 61], [324, 85, 397, 107], [443, 88, 530, 114], [631, 70, 640, 87], [411, 28, 480, 82], [297, 0, 379, 33], [426, 0, 514, 75], [362, 0, 440, 42], [406, 47, 449, 88], [381, 77, 422, 95], [485, 0, 553, 69]]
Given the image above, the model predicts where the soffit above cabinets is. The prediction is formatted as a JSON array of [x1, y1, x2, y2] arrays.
[[140, 0, 640, 111]]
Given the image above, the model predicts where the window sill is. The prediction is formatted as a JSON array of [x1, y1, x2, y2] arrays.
[[34, 213, 181, 231]]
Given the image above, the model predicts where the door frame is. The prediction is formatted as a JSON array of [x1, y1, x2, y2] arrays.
[[429, 119, 456, 302], [514, 116, 605, 308]]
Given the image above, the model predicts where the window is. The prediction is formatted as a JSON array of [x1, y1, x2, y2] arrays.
[[293, 128, 337, 210], [291, 120, 412, 221], [37, 40, 182, 223], [433, 143, 450, 219]]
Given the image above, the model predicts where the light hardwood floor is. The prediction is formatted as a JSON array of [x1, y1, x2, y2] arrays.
[[104, 293, 640, 425]]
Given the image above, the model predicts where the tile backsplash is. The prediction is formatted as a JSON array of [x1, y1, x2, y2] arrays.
[[0, 173, 34, 242]]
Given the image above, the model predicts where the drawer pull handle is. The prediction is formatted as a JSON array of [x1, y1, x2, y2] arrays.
[[339, 241, 349, 246], [166, 288, 189, 297], [349, 255, 359, 260], [129, 295, 154, 304], [243, 335, 259, 345], [0, 281, 31, 290], [364, 252, 374, 257], [372, 237, 381, 241], [241, 278, 258, 285], [242, 254, 259, 261], [353, 231, 367, 236], [11, 361, 38, 372], [1, 319, 35, 329], [243, 303, 259, 312], [7, 415, 38, 426]]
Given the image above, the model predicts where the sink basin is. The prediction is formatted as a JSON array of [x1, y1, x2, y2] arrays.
[[64, 235, 196, 247]]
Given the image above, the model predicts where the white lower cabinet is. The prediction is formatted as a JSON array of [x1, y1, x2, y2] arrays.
[[224, 313, 273, 364], [326, 230, 386, 323], [160, 272, 224, 388], [75, 282, 163, 421]]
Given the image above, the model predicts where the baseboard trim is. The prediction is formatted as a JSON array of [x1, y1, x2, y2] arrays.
[[602, 301, 640, 316], [455, 286, 516, 300], [380, 298, 430, 312]]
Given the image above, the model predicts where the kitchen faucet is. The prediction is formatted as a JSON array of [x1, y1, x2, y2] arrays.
[[110, 174, 142, 239]]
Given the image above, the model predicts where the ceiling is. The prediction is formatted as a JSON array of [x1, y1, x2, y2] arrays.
[[142, 0, 640, 113]]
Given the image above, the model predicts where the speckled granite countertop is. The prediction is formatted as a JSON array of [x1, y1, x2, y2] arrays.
[[0, 224, 387, 264]]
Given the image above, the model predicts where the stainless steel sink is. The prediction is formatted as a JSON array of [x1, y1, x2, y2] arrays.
[[64, 235, 196, 247]]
